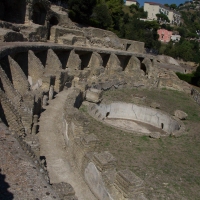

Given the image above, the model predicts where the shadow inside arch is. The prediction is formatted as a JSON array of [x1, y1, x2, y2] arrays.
[[0, 169, 14, 200]]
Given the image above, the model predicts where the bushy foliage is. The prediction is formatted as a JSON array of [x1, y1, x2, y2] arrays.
[[176, 63, 200, 86], [163, 39, 200, 63], [68, 0, 97, 24], [90, 3, 112, 28]]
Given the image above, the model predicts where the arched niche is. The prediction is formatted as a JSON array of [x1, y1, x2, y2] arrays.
[[47, 16, 59, 40], [32, 3, 47, 25], [49, 16, 59, 26]]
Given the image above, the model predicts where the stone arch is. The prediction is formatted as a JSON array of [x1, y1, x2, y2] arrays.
[[32, 3, 47, 25], [49, 15, 59, 26]]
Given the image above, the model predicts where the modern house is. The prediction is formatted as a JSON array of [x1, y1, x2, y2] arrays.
[[171, 34, 181, 42], [157, 29, 172, 43], [144, 2, 181, 25], [157, 29, 181, 43], [125, 0, 140, 7]]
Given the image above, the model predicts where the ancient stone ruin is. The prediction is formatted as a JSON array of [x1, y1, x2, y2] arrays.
[[0, 1, 193, 200]]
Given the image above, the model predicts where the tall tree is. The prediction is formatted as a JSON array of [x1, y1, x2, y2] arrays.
[[68, 0, 97, 24], [91, 3, 112, 28]]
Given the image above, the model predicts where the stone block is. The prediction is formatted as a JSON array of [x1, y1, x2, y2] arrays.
[[81, 134, 99, 149], [174, 110, 188, 120], [93, 151, 116, 172], [85, 88, 102, 103], [84, 162, 112, 200], [114, 169, 144, 198], [121, 39, 145, 53], [0, 28, 24, 42], [52, 182, 76, 198], [150, 102, 160, 109], [149, 132, 161, 139]]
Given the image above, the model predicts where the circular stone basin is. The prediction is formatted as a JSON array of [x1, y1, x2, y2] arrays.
[[90, 102, 181, 136], [104, 118, 166, 135]]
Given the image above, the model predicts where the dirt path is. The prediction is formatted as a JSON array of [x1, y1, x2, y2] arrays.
[[38, 88, 97, 200]]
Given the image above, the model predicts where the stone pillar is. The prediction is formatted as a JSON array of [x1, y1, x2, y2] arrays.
[[24, 4, 30, 25], [92, 151, 117, 172], [49, 85, 54, 100], [32, 115, 39, 135], [42, 95, 48, 107], [33, 115, 38, 124], [31, 124, 38, 135]]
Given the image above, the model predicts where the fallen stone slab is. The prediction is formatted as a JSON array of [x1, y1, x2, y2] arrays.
[[174, 110, 188, 120], [86, 88, 102, 103], [149, 132, 161, 139]]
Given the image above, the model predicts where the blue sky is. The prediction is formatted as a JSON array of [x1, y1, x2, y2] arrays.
[[136, 0, 187, 7]]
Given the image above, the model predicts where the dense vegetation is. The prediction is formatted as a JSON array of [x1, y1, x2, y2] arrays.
[[176, 64, 200, 87]]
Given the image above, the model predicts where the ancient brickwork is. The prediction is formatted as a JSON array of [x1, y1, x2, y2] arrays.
[[0, 89, 25, 137], [28, 50, 44, 86], [0, 67, 22, 108], [105, 53, 122, 75], [0, 42, 193, 200], [8, 56, 30, 96], [66, 50, 81, 70]]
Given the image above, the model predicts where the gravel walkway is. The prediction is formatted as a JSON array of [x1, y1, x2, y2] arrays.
[[0, 122, 59, 200]]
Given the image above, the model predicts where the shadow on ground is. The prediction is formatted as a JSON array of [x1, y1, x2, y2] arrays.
[[0, 169, 14, 200]]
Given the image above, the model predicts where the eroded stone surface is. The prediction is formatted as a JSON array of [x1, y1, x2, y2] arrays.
[[174, 110, 188, 120]]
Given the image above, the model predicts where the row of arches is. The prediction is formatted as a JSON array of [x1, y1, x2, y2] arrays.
[[0, 48, 149, 87]]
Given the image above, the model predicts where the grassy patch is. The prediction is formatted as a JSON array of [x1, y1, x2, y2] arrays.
[[81, 88, 200, 200]]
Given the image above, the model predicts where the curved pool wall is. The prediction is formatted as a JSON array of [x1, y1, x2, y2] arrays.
[[95, 102, 180, 134]]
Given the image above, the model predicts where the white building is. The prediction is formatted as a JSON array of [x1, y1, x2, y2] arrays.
[[125, 0, 139, 7], [144, 2, 181, 25], [171, 34, 181, 42]]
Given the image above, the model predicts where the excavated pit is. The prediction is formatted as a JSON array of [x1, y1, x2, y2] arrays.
[[90, 102, 182, 136]]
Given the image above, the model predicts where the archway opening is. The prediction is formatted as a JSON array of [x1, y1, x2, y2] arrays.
[[32, 3, 47, 25], [0, 0, 26, 24], [140, 63, 147, 75], [161, 123, 164, 129], [106, 112, 110, 117], [47, 16, 59, 40]]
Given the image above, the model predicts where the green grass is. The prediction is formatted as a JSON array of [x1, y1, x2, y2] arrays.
[[79, 88, 200, 200]]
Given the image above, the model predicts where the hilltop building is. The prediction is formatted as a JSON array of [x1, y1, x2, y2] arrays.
[[157, 29, 181, 43], [144, 2, 181, 25], [125, 0, 140, 7], [157, 29, 172, 43]]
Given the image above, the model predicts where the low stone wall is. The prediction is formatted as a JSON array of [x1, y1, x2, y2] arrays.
[[191, 88, 200, 105]]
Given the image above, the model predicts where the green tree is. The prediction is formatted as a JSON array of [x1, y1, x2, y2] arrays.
[[91, 4, 112, 28], [156, 13, 170, 23], [170, 4, 177, 10], [68, 0, 97, 24]]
